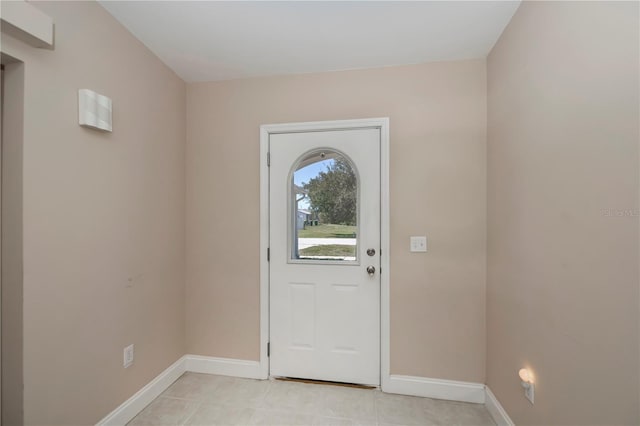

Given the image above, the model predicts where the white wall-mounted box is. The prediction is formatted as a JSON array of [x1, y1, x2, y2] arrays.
[[0, 0, 54, 48], [78, 89, 112, 132]]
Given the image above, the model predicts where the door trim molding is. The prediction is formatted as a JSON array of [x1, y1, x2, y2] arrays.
[[259, 118, 390, 385]]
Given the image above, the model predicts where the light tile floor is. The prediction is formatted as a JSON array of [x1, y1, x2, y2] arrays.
[[128, 373, 496, 426]]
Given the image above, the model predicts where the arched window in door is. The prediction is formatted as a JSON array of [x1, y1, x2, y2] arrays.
[[289, 149, 359, 262]]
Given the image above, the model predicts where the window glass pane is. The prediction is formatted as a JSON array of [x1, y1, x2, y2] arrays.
[[291, 150, 358, 262]]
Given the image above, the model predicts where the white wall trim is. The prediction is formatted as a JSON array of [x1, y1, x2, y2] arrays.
[[485, 387, 515, 426], [97, 355, 503, 426], [379, 118, 391, 392], [385, 374, 486, 404], [259, 118, 390, 386], [259, 123, 271, 380], [0, 0, 54, 48], [185, 355, 263, 379], [96, 356, 187, 426]]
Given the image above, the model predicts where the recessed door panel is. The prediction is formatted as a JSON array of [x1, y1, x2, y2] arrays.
[[289, 282, 315, 349]]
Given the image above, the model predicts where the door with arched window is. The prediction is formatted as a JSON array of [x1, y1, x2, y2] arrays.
[[269, 128, 381, 385]]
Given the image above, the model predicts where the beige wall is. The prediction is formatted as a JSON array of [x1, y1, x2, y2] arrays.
[[3, 1, 637, 424], [1, 59, 25, 426], [2, 0, 637, 423], [186, 60, 487, 382], [1, 2, 186, 424], [487, 1, 639, 425]]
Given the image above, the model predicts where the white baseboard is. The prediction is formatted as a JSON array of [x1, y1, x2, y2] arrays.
[[185, 354, 265, 380], [96, 355, 187, 426], [97, 357, 499, 426], [485, 387, 515, 426], [383, 374, 485, 404]]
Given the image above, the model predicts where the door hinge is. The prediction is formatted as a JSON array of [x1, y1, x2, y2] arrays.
[[267, 247, 270, 261], [267, 342, 270, 357], [267, 152, 270, 167]]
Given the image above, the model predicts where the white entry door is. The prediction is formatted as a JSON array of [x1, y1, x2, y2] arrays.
[[269, 128, 381, 386]]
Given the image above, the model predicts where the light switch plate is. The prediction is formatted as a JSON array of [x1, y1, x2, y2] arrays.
[[410, 236, 427, 252]]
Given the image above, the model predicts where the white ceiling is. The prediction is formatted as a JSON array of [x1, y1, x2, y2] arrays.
[[99, 1, 520, 83]]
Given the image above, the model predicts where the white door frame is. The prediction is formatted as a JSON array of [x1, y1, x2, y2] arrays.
[[259, 117, 390, 389]]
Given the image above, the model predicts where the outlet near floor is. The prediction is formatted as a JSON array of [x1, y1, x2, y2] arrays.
[[525, 382, 535, 404], [123, 344, 134, 368]]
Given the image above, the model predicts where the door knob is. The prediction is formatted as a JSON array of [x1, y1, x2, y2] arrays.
[[366, 266, 376, 276]]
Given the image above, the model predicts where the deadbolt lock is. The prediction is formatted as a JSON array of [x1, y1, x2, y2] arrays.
[[367, 248, 376, 257]]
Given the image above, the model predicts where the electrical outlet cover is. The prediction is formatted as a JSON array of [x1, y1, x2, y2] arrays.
[[124, 344, 134, 368], [525, 383, 535, 404]]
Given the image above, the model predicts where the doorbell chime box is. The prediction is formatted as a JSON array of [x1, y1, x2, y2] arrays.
[[78, 89, 112, 132]]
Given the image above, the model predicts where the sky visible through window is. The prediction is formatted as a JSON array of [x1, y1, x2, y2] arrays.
[[294, 159, 334, 210]]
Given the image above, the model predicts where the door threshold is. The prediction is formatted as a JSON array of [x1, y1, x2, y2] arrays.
[[274, 376, 377, 390]]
